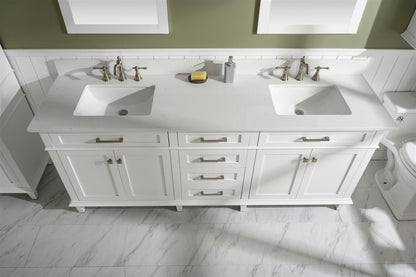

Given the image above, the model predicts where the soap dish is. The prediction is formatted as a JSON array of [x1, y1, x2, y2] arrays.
[[188, 75, 208, 84]]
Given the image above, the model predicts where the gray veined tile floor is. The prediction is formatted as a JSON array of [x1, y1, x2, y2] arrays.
[[0, 161, 415, 277]]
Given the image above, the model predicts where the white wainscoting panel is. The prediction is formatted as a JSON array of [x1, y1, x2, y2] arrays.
[[5, 48, 416, 113], [363, 50, 416, 98]]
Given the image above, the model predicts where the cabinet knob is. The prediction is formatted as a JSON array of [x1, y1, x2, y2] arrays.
[[312, 157, 318, 163], [107, 158, 113, 164], [117, 158, 123, 164], [302, 157, 309, 163]]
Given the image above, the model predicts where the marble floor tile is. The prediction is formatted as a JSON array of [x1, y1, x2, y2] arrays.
[[0, 195, 42, 228], [168, 265, 265, 277], [339, 187, 396, 223], [262, 264, 374, 277], [125, 266, 168, 277], [385, 264, 416, 277], [69, 267, 125, 277], [25, 225, 127, 267], [0, 268, 70, 277], [255, 206, 341, 223], [0, 225, 40, 267]]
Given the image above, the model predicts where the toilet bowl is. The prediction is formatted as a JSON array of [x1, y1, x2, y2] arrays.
[[375, 92, 416, 220]]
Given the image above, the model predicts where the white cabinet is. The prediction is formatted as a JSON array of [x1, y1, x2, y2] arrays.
[[116, 150, 174, 200], [42, 131, 378, 211], [250, 150, 311, 199], [58, 150, 125, 201], [250, 148, 366, 200], [58, 149, 174, 201], [297, 149, 365, 199]]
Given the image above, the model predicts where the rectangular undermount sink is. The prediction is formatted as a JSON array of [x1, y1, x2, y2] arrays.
[[74, 85, 155, 116], [269, 85, 352, 115]]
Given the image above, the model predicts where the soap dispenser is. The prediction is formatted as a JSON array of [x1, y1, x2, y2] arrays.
[[224, 56, 236, 83]]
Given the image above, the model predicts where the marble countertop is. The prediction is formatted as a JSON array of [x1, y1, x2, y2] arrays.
[[28, 73, 396, 133]]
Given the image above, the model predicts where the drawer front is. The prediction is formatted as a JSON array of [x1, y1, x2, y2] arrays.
[[179, 150, 247, 168], [182, 188, 242, 200], [181, 168, 245, 188], [50, 133, 169, 147], [178, 133, 255, 147], [259, 132, 374, 147]]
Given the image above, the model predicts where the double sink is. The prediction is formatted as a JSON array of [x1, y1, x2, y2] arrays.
[[73, 83, 351, 117]]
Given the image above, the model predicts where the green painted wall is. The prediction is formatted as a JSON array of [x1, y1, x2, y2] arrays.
[[0, 0, 414, 49]]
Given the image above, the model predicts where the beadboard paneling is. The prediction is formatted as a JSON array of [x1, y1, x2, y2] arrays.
[[363, 50, 416, 98], [4, 48, 416, 114]]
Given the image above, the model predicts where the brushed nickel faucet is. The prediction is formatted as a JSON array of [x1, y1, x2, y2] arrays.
[[311, 66, 330, 81], [93, 66, 111, 82], [114, 56, 127, 81], [132, 66, 147, 81], [275, 66, 291, 81], [295, 56, 309, 81]]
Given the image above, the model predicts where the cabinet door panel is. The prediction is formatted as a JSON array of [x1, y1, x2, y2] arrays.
[[249, 149, 311, 199], [59, 150, 125, 200], [297, 148, 365, 199], [116, 150, 174, 200]]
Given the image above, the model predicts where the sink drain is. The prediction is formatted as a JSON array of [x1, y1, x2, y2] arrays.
[[295, 109, 304, 115], [118, 109, 128, 116]]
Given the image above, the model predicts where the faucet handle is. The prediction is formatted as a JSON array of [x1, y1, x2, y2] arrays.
[[93, 66, 111, 82], [276, 66, 291, 81], [132, 66, 147, 81], [311, 66, 330, 82]]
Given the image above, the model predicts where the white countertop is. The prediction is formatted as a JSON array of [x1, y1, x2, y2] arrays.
[[28, 73, 396, 133]]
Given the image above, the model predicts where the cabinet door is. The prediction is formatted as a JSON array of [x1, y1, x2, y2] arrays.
[[116, 150, 174, 200], [58, 150, 125, 200], [249, 149, 311, 199], [296, 148, 365, 199]]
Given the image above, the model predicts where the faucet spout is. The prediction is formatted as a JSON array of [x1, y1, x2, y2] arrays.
[[295, 56, 309, 81]]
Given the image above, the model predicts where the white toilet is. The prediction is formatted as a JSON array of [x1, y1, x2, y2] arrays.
[[375, 91, 416, 220]]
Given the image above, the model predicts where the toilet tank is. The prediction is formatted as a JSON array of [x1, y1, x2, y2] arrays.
[[383, 92, 416, 141]]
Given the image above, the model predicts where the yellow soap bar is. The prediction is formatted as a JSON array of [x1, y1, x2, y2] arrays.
[[191, 71, 207, 81]]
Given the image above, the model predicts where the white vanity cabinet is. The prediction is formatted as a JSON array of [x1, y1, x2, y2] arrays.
[[250, 149, 311, 200], [116, 149, 174, 200], [42, 130, 380, 211], [58, 149, 174, 202], [58, 150, 125, 201], [249, 148, 367, 201], [296, 148, 366, 199]]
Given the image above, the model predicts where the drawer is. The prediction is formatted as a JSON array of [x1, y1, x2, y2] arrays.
[[182, 188, 241, 200], [50, 132, 169, 147], [258, 132, 374, 147], [178, 132, 256, 147], [179, 150, 247, 168], [181, 168, 245, 187]]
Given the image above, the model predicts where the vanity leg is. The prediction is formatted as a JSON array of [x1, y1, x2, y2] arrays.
[[176, 205, 183, 212], [76, 207, 86, 213], [328, 205, 339, 210], [28, 191, 38, 200], [240, 205, 248, 212]]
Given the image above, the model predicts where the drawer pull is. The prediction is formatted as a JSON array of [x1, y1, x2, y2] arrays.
[[200, 175, 225, 180], [302, 157, 309, 163], [107, 158, 113, 164], [200, 191, 224, 196], [117, 158, 123, 164], [200, 137, 228, 143], [199, 157, 226, 163], [301, 136, 330, 142], [96, 137, 124, 143], [312, 157, 318, 163]]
